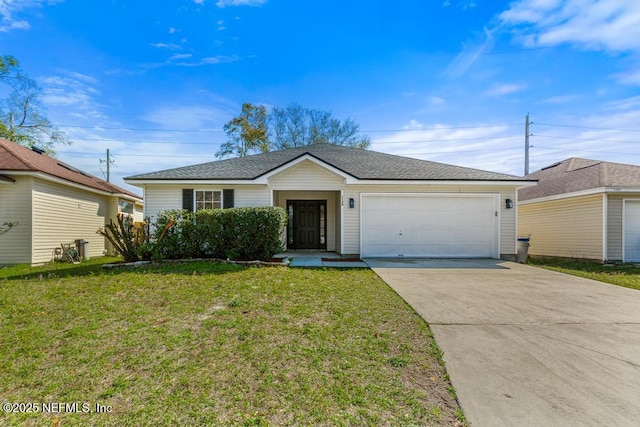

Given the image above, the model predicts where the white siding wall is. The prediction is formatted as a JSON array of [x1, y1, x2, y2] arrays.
[[143, 184, 270, 221], [518, 194, 603, 260], [31, 179, 109, 264], [607, 195, 624, 261], [0, 176, 32, 264], [343, 185, 517, 257]]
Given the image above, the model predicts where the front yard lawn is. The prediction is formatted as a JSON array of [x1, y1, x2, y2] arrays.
[[530, 258, 640, 291], [0, 262, 463, 426]]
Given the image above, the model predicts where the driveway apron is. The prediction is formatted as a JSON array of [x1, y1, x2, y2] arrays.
[[366, 259, 640, 427]]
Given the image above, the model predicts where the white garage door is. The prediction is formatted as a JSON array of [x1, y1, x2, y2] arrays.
[[361, 193, 499, 258], [624, 200, 640, 262]]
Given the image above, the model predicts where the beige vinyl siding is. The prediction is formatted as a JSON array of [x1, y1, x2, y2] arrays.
[[143, 184, 270, 221], [31, 179, 109, 264], [607, 195, 624, 261], [334, 192, 342, 253], [274, 190, 338, 251], [518, 194, 603, 260], [343, 185, 517, 257], [143, 185, 183, 220], [268, 159, 345, 190], [133, 203, 144, 222], [232, 185, 270, 207], [0, 176, 33, 264]]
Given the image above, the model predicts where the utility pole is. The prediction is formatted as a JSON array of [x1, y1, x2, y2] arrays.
[[99, 149, 114, 182], [524, 113, 531, 176]]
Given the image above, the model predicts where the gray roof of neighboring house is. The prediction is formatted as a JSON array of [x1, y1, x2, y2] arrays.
[[519, 157, 640, 201], [126, 144, 528, 182]]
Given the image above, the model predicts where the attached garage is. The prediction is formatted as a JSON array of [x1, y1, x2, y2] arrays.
[[624, 200, 640, 262], [360, 193, 499, 258]]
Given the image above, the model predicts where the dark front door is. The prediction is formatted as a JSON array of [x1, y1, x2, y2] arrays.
[[288, 200, 327, 250]]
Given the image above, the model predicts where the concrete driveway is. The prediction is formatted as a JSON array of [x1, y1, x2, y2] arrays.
[[366, 259, 640, 427]]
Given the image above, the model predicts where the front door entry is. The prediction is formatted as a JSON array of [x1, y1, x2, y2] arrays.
[[287, 200, 327, 250]]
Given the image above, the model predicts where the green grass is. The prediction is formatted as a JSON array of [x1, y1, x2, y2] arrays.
[[0, 262, 463, 426], [529, 257, 640, 291], [0, 256, 121, 280]]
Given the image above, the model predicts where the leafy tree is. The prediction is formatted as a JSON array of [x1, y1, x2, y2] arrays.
[[269, 103, 370, 150], [0, 55, 67, 153], [216, 102, 269, 158]]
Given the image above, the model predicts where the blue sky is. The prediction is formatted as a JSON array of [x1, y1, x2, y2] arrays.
[[2, 0, 640, 194]]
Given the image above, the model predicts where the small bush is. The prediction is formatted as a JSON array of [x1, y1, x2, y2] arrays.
[[150, 207, 287, 261]]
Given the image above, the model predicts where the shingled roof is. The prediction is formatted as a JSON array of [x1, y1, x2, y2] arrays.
[[519, 157, 640, 201], [0, 138, 141, 200], [126, 143, 527, 182]]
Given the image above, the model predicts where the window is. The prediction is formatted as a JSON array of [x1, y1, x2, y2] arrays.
[[195, 190, 221, 211], [119, 200, 134, 214]]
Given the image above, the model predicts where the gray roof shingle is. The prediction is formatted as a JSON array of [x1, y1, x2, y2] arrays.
[[519, 157, 640, 201], [126, 144, 527, 182]]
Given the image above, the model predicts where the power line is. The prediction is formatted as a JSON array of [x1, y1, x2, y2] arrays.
[[533, 134, 640, 144], [534, 122, 640, 133], [534, 146, 640, 156], [57, 123, 523, 134]]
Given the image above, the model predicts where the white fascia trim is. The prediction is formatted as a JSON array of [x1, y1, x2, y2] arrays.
[[519, 187, 640, 206], [7, 171, 142, 202], [350, 179, 536, 187], [519, 188, 606, 205], [603, 193, 608, 261], [124, 179, 267, 186], [260, 154, 351, 183]]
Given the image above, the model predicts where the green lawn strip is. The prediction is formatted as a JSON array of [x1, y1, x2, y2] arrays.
[[529, 258, 640, 291], [0, 263, 462, 426], [0, 256, 121, 280]]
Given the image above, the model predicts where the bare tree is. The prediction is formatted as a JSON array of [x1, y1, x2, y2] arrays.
[[269, 103, 370, 150], [0, 55, 67, 153]]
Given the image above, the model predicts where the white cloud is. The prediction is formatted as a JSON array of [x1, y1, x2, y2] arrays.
[[612, 69, 640, 86], [40, 71, 105, 119], [499, 0, 640, 53], [150, 42, 182, 50], [217, 19, 226, 30], [484, 83, 526, 96], [168, 53, 192, 61], [215, 0, 267, 8], [371, 120, 524, 175], [0, 0, 62, 31], [141, 104, 232, 130], [194, 0, 204, 4], [445, 27, 494, 78], [168, 27, 179, 34], [538, 94, 580, 104], [175, 55, 239, 66]]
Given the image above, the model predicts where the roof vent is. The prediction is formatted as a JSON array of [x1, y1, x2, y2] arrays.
[[31, 146, 46, 155]]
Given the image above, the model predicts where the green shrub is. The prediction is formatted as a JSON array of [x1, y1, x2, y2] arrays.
[[149, 207, 287, 261]]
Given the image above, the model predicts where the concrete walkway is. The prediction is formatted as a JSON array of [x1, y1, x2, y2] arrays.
[[366, 259, 640, 427], [276, 252, 368, 268]]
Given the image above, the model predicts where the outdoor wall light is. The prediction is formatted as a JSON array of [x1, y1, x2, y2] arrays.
[[349, 198, 355, 209], [505, 198, 513, 209]]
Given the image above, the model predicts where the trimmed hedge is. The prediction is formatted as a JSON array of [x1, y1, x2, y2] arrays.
[[150, 207, 287, 261]]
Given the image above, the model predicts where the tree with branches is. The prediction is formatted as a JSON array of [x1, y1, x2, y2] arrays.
[[0, 55, 67, 154], [216, 102, 269, 158], [269, 103, 370, 150]]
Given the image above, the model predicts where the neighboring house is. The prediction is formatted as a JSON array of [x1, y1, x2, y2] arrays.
[[125, 144, 534, 259], [518, 157, 640, 262], [0, 139, 143, 265]]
